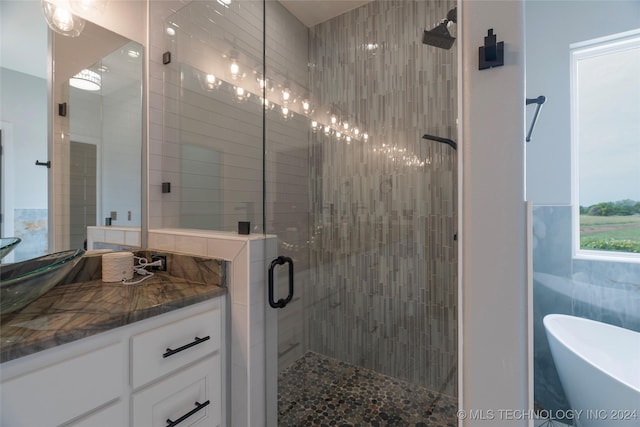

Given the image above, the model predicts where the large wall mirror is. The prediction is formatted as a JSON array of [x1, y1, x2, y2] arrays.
[[0, 1, 143, 262]]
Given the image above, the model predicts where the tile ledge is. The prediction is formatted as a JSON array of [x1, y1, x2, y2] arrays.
[[88, 226, 141, 232], [150, 228, 276, 241]]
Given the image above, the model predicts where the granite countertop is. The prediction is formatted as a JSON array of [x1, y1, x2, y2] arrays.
[[0, 272, 226, 363]]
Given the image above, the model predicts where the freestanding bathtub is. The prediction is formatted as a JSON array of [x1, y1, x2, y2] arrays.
[[544, 314, 640, 426]]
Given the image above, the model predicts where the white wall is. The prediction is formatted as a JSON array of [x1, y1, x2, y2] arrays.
[[0, 1, 49, 254], [525, 0, 640, 204], [460, 0, 528, 424], [59, 0, 146, 46], [101, 81, 143, 226], [0, 70, 48, 210], [0, 0, 49, 78]]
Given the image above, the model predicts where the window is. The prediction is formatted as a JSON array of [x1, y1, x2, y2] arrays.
[[571, 30, 640, 261]]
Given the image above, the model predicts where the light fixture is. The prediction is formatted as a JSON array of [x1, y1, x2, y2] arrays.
[[69, 69, 101, 91], [302, 100, 310, 112], [166, 26, 176, 36], [281, 106, 291, 119], [330, 116, 337, 125], [282, 88, 291, 102], [230, 61, 241, 80], [204, 73, 220, 90], [41, 0, 85, 37], [216, 0, 231, 7], [127, 49, 140, 59], [235, 86, 249, 102]]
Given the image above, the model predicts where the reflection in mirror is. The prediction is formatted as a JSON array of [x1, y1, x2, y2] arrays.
[[1, 0, 49, 262], [54, 21, 143, 253], [1, 2, 143, 261]]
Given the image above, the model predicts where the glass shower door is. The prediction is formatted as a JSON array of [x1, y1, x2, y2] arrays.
[[264, 1, 459, 425], [156, 0, 458, 424], [161, 1, 265, 233]]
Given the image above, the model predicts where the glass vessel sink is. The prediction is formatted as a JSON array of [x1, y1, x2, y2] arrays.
[[0, 249, 85, 315], [0, 237, 21, 260]]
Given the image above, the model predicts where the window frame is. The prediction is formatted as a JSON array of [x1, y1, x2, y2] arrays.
[[570, 29, 640, 263]]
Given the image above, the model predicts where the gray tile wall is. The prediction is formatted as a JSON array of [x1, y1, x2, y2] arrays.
[[532, 205, 640, 414], [305, 0, 458, 396]]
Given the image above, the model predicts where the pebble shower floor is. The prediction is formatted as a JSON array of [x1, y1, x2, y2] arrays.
[[278, 352, 457, 426]]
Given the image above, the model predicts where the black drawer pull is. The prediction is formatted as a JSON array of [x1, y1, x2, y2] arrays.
[[163, 336, 210, 358], [166, 400, 210, 427]]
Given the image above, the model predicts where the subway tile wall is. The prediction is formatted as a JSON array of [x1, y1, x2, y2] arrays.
[[151, 0, 308, 232]]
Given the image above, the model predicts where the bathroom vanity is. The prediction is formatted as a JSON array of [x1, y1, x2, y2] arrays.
[[0, 254, 227, 427]]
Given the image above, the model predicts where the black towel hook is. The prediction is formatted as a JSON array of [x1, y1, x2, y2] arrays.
[[526, 95, 546, 142], [35, 160, 51, 168]]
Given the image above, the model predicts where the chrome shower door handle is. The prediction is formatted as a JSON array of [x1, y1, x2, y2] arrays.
[[268, 256, 294, 309]]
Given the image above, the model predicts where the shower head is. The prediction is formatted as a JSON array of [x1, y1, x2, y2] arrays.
[[422, 7, 457, 50], [422, 134, 457, 151]]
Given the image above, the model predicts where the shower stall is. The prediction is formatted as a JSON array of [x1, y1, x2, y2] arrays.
[[155, 0, 458, 424]]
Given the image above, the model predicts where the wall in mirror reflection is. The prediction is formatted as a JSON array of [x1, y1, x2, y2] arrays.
[[0, 0, 49, 262], [1, 1, 144, 261], [67, 40, 143, 250]]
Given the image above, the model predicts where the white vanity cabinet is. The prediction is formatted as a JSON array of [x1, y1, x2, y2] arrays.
[[132, 355, 221, 426], [131, 306, 223, 426], [0, 297, 225, 427], [0, 341, 126, 426]]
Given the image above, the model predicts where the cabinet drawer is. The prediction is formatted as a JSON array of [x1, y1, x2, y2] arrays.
[[0, 342, 123, 427], [131, 307, 220, 388], [132, 355, 221, 427]]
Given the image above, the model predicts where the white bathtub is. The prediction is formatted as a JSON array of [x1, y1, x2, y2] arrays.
[[544, 314, 640, 427]]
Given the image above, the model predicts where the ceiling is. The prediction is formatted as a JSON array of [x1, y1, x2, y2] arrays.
[[278, 0, 373, 27]]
